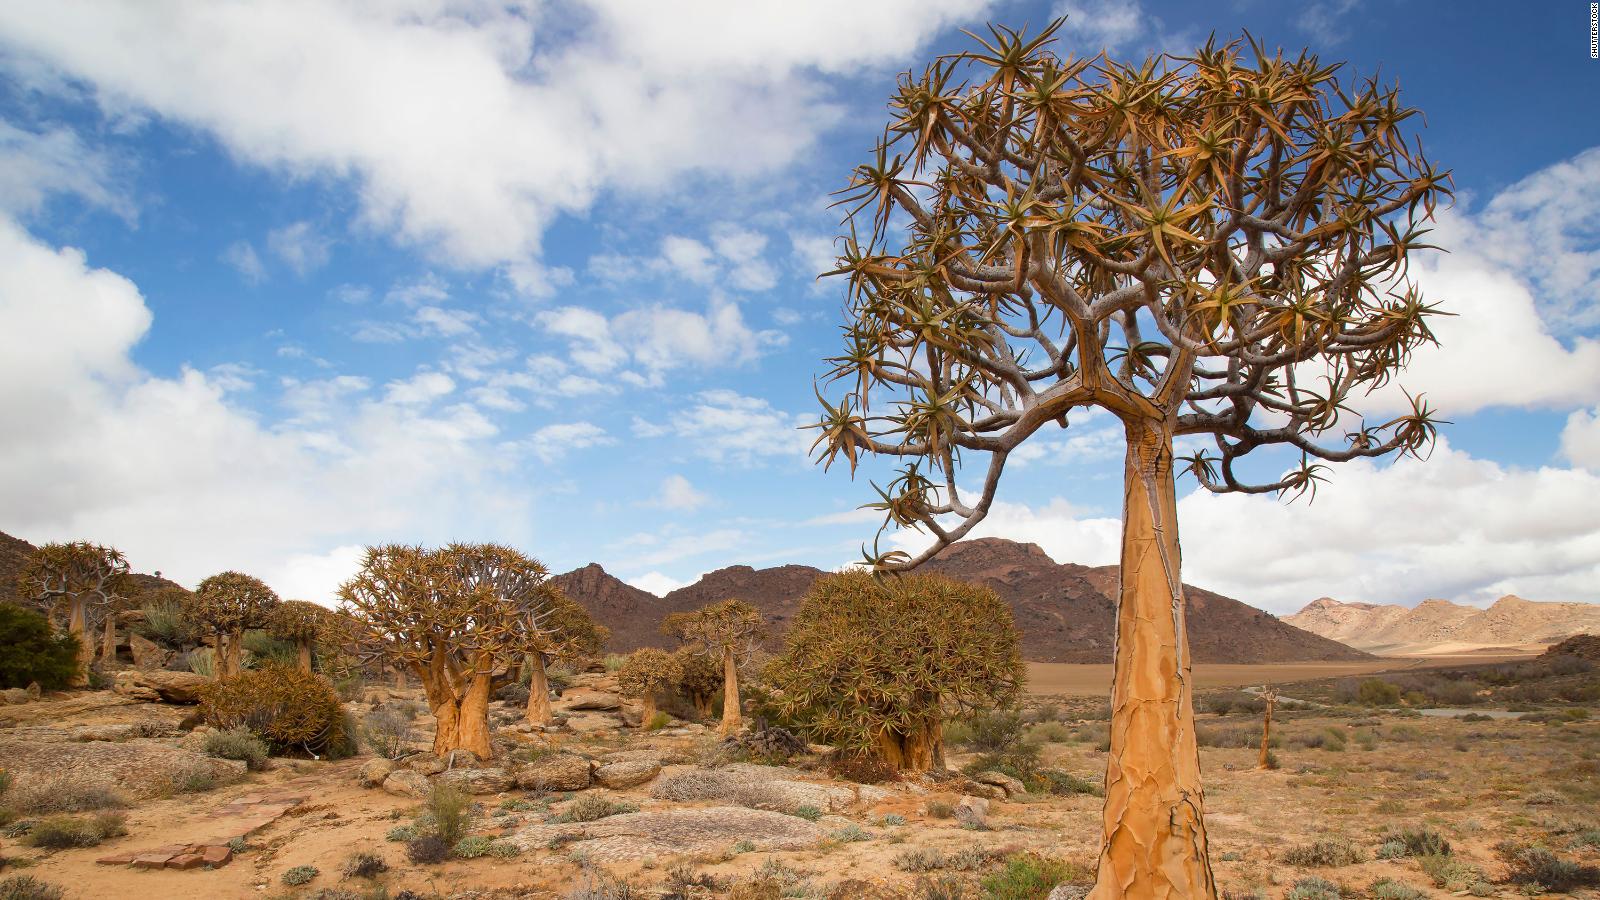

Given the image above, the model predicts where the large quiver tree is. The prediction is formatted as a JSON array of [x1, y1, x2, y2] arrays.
[[811, 22, 1450, 899], [523, 590, 602, 725], [17, 542, 132, 686], [268, 600, 334, 673], [188, 572, 281, 679], [766, 571, 1021, 772], [661, 599, 765, 737], [338, 543, 560, 758]]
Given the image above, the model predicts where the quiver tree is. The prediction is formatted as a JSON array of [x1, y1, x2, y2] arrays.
[[616, 648, 682, 724], [338, 543, 562, 758], [1258, 687, 1278, 770], [810, 23, 1449, 898], [188, 572, 281, 679], [522, 590, 602, 725], [673, 647, 722, 719], [662, 599, 765, 737], [17, 542, 132, 685], [268, 600, 334, 673], [766, 570, 1022, 772]]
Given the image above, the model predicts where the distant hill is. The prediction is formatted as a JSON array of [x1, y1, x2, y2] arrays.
[[556, 537, 1369, 664], [1286, 595, 1600, 655], [0, 530, 187, 608]]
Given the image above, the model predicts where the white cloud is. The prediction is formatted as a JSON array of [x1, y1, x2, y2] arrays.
[[0, 121, 133, 221], [639, 389, 811, 465], [413, 305, 480, 338], [1561, 407, 1600, 471], [539, 296, 785, 382], [528, 421, 613, 463], [648, 474, 709, 511], [266, 220, 331, 276], [0, 217, 540, 600], [221, 240, 266, 284], [614, 526, 745, 568], [592, 224, 778, 292], [627, 571, 689, 596], [1053, 0, 1146, 52], [1295, 0, 1363, 45], [0, 1, 990, 276]]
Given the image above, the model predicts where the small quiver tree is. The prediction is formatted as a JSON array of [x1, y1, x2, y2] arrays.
[[766, 570, 1022, 772], [616, 648, 682, 724], [810, 22, 1450, 897], [17, 542, 132, 686], [268, 600, 333, 673], [661, 599, 766, 737], [523, 590, 603, 725], [187, 572, 281, 679], [673, 646, 722, 719], [1258, 687, 1278, 770], [338, 543, 561, 758]]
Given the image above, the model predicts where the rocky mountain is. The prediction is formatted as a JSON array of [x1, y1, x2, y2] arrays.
[[0, 530, 187, 609], [560, 537, 1370, 664], [1286, 595, 1600, 654]]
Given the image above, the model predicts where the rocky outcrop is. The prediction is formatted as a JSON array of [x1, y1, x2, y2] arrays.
[[0, 738, 245, 800], [650, 763, 871, 813], [436, 767, 515, 794], [594, 759, 661, 789], [513, 753, 593, 791], [113, 670, 209, 704], [502, 806, 825, 860]]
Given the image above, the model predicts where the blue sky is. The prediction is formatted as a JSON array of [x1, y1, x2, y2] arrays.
[[1, 1, 1598, 613]]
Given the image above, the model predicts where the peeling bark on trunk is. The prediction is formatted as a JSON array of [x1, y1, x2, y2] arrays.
[[1258, 691, 1276, 770], [210, 632, 227, 681], [101, 614, 118, 664], [875, 717, 943, 772], [1089, 420, 1217, 900], [640, 694, 658, 725], [526, 653, 554, 725], [67, 600, 90, 687], [296, 640, 313, 673], [424, 655, 495, 759], [717, 646, 742, 738], [225, 628, 244, 679]]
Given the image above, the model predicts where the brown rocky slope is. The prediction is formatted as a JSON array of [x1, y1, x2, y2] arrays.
[[1287, 595, 1600, 654]]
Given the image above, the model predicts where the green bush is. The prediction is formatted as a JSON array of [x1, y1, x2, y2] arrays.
[[135, 599, 195, 647], [0, 875, 65, 900], [1417, 853, 1483, 891], [556, 794, 637, 823], [1368, 878, 1424, 900], [422, 782, 472, 846], [0, 605, 80, 690], [1394, 828, 1450, 857], [792, 805, 822, 821], [453, 835, 493, 858], [201, 664, 350, 757], [24, 812, 126, 849], [360, 708, 415, 760], [1356, 679, 1402, 706], [978, 852, 1081, 900], [203, 727, 270, 770], [1280, 839, 1364, 867], [1496, 842, 1600, 892], [1284, 876, 1341, 900], [280, 864, 319, 886]]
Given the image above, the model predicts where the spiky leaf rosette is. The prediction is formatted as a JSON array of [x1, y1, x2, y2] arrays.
[[766, 570, 1022, 752], [812, 22, 1452, 568], [661, 599, 765, 663], [617, 647, 683, 700], [528, 590, 604, 662], [268, 600, 333, 643], [336, 543, 559, 679], [187, 571, 281, 634], [17, 542, 132, 622]]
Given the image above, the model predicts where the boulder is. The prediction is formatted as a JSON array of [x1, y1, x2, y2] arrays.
[[973, 770, 1027, 798], [0, 688, 29, 705], [1047, 886, 1090, 900], [441, 749, 483, 769], [382, 769, 432, 798], [954, 795, 989, 829], [502, 806, 824, 860], [650, 764, 857, 813], [128, 633, 172, 670], [406, 755, 447, 776], [113, 670, 209, 704], [594, 759, 661, 789], [359, 758, 396, 788], [0, 738, 244, 800], [513, 753, 592, 791], [436, 767, 515, 794], [559, 689, 622, 711]]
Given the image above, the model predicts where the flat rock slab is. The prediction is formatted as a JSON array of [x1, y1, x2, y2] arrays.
[[100, 841, 234, 870], [97, 793, 306, 870], [503, 806, 824, 861], [0, 738, 246, 800], [650, 764, 880, 813]]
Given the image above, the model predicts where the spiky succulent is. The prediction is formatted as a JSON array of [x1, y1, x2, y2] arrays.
[[268, 599, 333, 643], [17, 542, 132, 624], [187, 571, 281, 635], [616, 647, 683, 701], [661, 599, 765, 663]]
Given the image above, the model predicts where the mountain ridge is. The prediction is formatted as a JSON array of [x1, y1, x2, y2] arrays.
[[1285, 594, 1600, 654]]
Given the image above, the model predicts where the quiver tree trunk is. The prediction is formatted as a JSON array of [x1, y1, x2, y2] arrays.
[[225, 628, 244, 679], [1258, 691, 1277, 770], [1090, 420, 1217, 900], [526, 653, 554, 725], [67, 600, 91, 687], [718, 646, 742, 738], [101, 613, 118, 664], [874, 715, 944, 772], [296, 639, 313, 673], [640, 694, 658, 725], [422, 651, 495, 759]]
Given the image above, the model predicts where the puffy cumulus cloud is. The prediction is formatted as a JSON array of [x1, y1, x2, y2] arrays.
[[0, 218, 540, 599], [635, 390, 812, 465], [647, 474, 709, 511], [885, 440, 1600, 613], [1561, 407, 1600, 472], [591, 224, 778, 293], [538, 297, 784, 384], [0, 0, 991, 279], [627, 571, 689, 596]]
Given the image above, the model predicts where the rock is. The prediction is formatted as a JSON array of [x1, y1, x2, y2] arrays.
[[359, 758, 396, 787], [973, 770, 1027, 798], [599, 749, 690, 766], [650, 764, 856, 813], [128, 633, 171, 670], [0, 738, 245, 800], [595, 759, 661, 789], [967, 782, 1007, 800], [559, 689, 622, 711], [113, 670, 209, 704], [954, 795, 989, 829], [502, 806, 825, 860], [407, 755, 446, 776], [618, 706, 643, 728], [0, 688, 29, 705], [442, 749, 483, 769], [436, 767, 515, 794], [24, 682, 42, 700], [513, 753, 592, 791], [382, 769, 432, 798], [1047, 885, 1090, 900]]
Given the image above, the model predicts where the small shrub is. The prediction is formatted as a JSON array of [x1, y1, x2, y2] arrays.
[[453, 835, 493, 858], [487, 840, 521, 858], [731, 839, 756, 853], [361, 708, 416, 760], [281, 864, 319, 886], [0, 606, 79, 690], [557, 794, 638, 823], [1395, 828, 1450, 857], [830, 824, 870, 843], [4, 777, 126, 815], [1284, 876, 1341, 900], [963, 709, 1027, 751], [385, 825, 416, 842], [201, 664, 350, 757], [792, 805, 822, 821], [881, 813, 907, 826], [422, 782, 472, 845], [342, 851, 387, 879], [1027, 721, 1072, 743], [1417, 853, 1481, 891], [913, 875, 968, 900], [1375, 840, 1407, 860], [203, 727, 270, 770], [1280, 839, 1364, 867], [1356, 679, 1401, 706], [186, 647, 217, 678], [645, 711, 670, 731], [1496, 842, 1600, 891], [895, 847, 945, 872], [926, 801, 954, 819], [1030, 769, 1100, 796], [603, 653, 627, 673], [0, 876, 65, 900], [978, 852, 1081, 900], [1368, 879, 1424, 900], [24, 813, 126, 849], [406, 834, 451, 864]]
